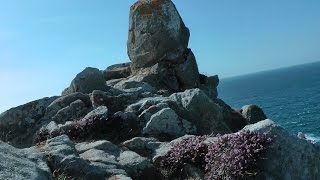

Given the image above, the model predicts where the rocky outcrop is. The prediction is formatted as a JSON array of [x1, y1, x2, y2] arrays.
[[103, 62, 132, 81], [214, 98, 247, 132], [126, 0, 201, 92], [0, 141, 52, 180], [243, 119, 320, 180], [62, 67, 107, 96], [0, 96, 58, 147], [46, 92, 91, 117], [170, 88, 230, 134], [199, 74, 219, 99], [0, 0, 318, 179], [142, 108, 196, 139], [128, 0, 189, 71], [241, 104, 267, 124]]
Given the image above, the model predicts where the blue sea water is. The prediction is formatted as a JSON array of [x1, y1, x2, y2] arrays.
[[218, 61, 320, 142]]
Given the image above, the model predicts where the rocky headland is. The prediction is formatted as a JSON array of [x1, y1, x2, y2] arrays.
[[1, 0, 319, 179]]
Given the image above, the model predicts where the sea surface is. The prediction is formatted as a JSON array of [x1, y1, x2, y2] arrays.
[[218, 61, 320, 142]]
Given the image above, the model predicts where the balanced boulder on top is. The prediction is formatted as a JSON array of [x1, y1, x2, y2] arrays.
[[127, 0, 190, 71]]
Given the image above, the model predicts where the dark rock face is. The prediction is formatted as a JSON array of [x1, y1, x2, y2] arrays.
[[199, 74, 219, 99], [128, 0, 190, 71], [62, 67, 107, 96], [241, 104, 267, 124], [0, 96, 58, 147], [174, 50, 200, 89], [214, 98, 247, 132], [46, 92, 92, 117], [51, 99, 91, 124], [103, 62, 132, 81]]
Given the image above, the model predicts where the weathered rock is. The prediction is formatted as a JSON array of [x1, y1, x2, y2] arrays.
[[75, 140, 120, 154], [129, 62, 180, 91], [181, 163, 205, 180], [169, 88, 230, 134], [0, 141, 52, 180], [297, 132, 306, 139], [117, 150, 151, 177], [46, 92, 91, 117], [90, 90, 111, 108], [243, 119, 320, 180], [62, 67, 107, 96], [214, 98, 247, 132], [43, 120, 75, 135], [241, 104, 267, 124], [152, 135, 195, 163], [113, 80, 156, 94], [77, 141, 128, 177], [138, 102, 170, 127], [76, 141, 151, 178], [80, 148, 119, 163], [174, 49, 200, 89], [84, 106, 109, 120], [93, 92, 137, 112], [107, 111, 140, 143], [199, 74, 219, 99], [0, 96, 58, 147], [126, 96, 172, 114], [128, 0, 190, 71], [43, 135, 109, 179], [51, 99, 90, 123], [143, 108, 196, 140], [103, 62, 132, 81], [122, 137, 163, 157], [91, 90, 138, 112], [108, 174, 132, 180]]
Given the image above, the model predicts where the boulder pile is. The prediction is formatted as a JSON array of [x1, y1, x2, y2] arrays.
[[1, 0, 319, 179]]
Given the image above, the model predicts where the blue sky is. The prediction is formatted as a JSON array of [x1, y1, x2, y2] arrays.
[[1, 0, 320, 112]]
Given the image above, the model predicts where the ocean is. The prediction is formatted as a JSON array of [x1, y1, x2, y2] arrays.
[[218, 61, 320, 142]]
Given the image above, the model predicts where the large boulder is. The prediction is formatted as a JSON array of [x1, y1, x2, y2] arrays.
[[126, 50, 200, 92], [117, 150, 151, 177], [113, 79, 156, 94], [43, 135, 111, 179], [199, 74, 219, 99], [122, 137, 163, 157], [0, 96, 58, 147], [214, 98, 247, 132], [128, 0, 190, 71], [51, 99, 90, 124], [169, 88, 231, 134], [142, 108, 196, 140], [129, 62, 180, 92], [243, 119, 320, 180], [174, 49, 200, 90], [103, 62, 132, 81], [241, 104, 267, 124], [46, 92, 91, 117], [62, 67, 107, 96], [0, 141, 52, 180], [75, 140, 120, 154], [90, 90, 138, 112]]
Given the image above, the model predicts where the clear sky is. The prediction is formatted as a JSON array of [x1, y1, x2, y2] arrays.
[[1, 0, 320, 113]]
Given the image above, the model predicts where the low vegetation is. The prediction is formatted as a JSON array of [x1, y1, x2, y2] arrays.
[[160, 131, 273, 180]]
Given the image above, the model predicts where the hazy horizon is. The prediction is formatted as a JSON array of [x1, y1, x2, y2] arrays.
[[1, 0, 320, 113]]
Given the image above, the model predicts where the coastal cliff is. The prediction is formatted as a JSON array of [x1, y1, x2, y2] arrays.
[[1, 0, 319, 179]]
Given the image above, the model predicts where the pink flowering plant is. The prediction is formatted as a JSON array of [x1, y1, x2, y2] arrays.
[[160, 130, 273, 180]]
